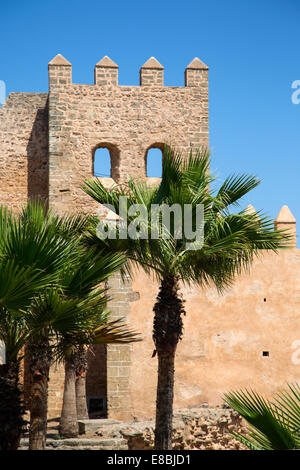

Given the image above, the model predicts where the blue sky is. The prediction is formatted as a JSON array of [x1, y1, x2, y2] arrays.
[[1, 0, 299, 243]]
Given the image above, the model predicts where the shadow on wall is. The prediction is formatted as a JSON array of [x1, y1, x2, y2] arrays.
[[27, 99, 49, 203]]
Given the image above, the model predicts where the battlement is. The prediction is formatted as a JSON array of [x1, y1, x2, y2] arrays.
[[48, 54, 209, 88], [247, 204, 297, 247], [274, 205, 297, 247]]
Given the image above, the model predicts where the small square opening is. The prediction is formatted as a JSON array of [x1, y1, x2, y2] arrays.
[[262, 351, 269, 357], [88, 397, 105, 415]]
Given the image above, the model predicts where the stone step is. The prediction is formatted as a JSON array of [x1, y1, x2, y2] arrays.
[[78, 418, 121, 435], [19, 437, 128, 450]]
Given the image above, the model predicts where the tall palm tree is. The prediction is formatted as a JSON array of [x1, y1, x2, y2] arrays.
[[83, 145, 290, 449], [59, 316, 141, 437], [0, 204, 64, 450], [0, 201, 94, 449], [19, 203, 134, 447], [58, 248, 128, 425], [56, 249, 140, 438], [0, 309, 27, 451], [0, 262, 54, 450], [21, 204, 133, 448], [223, 384, 300, 449], [8, 203, 85, 450]]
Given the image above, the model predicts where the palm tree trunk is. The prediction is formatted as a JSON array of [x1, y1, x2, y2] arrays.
[[28, 337, 51, 450], [0, 361, 25, 450], [155, 351, 175, 449], [76, 374, 88, 420], [60, 355, 78, 438], [153, 275, 184, 450], [75, 346, 89, 420]]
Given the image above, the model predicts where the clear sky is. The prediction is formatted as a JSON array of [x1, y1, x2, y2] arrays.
[[1, 0, 299, 244]]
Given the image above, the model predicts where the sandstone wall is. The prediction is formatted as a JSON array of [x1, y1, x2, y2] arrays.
[[19, 406, 247, 450], [48, 72, 208, 214], [117, 407, 247, 450], [129, 249, 300, 419], [81, 406, 247, 450], [0, 93, 48, 210], [45, 56, 209, 419]]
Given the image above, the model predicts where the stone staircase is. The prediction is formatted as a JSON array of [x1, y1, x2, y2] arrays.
[[19, 437, 128, 450], [19, 419, 128, 450]]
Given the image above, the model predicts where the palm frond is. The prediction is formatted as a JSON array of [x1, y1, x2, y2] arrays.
[[91, 317, 142, 345], [213, 174, 261, 211], [0, 259, 55, 311], [82, 145, 289, 292], [274, 383, 300, 433], [0, 308, 29, 363], [223, 388, 300, 450]]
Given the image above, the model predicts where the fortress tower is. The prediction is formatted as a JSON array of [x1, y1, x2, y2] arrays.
[[0, 54, 209, 213], [0, 56, 299, 422]]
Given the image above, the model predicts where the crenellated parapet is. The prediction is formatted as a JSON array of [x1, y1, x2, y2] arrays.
[[247, 204, 297, 248], [185, 57, 209, 87], [94, 56, 119, 86], [48, 54, 209, 89], [140, 57, 164, 86], [48, 54, 72, 88], [274, 205, 297, 247]]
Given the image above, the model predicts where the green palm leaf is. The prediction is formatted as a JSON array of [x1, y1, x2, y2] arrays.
[[274, 383, 300, 433], [223, 388, 300, 450], [83, 145, 289, 289], [0, 259, 55, 311], [0, 308, 29, 363]]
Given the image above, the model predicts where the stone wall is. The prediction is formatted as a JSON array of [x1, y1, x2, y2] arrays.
[[19, 406, 247, 450], [129, 247, 300, 419], [87, 406, 248, 450], [105, 272, 136, 421], [47, 56, 209, 214], [0, 93, 48, 210], [45, 55, 208, 419]]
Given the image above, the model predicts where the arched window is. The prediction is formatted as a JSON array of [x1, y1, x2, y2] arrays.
[[146, 146, 163, 178], [92, 144, 120, 181], [93, 148, 111, 178]]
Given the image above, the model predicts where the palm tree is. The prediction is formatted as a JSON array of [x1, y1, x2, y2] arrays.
[[59, 315, 141, 438], [8, 204, 85, 450], [0, 201, 93, 449], [223, 383, 300, 449], [47, 231, 138, 437], [56, 249, 140, 438], [18, 203, 135, 446], [21, 205, 132, 448], [0, 313, 27, 451], [0, 204, 62, 450], [0, 265, 54, 451], [58, 248, 129, 427], [26, 289, 94, 448], [82, 145, 290, 450]]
